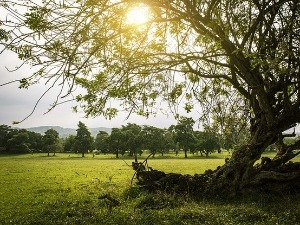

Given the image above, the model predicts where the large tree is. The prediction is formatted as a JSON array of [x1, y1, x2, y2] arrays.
[[0, 125, 43, 153], [1, 0, 300, 195]]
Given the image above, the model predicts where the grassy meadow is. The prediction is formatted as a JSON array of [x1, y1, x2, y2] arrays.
[[0, 152, 300, 225]]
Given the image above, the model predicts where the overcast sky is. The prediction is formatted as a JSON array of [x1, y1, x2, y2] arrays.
[[0, 50, 199, 129]]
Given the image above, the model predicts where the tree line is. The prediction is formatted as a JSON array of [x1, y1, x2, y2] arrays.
[[1, 118, 295, 159], [0, 117, 228, 159]]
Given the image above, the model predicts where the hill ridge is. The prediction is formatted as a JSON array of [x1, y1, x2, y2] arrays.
[[25, 126, 112, 138]]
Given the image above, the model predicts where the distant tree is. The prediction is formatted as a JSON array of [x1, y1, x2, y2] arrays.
[[174, 117, 195, 158], [95, 131, 110, 154], [122, 123, 143, 162], [0, 125, 44, 153], [189, 137, 199, 156], [57, 138, 64, 153], [63, 135, 76, 152], [0, 125, 15, 152], [163, 128, 176, 155], [193, 131, 205, 157], [7, 130, 30, 153], [75, 121, 93, 157], [194, 130, 220, 157], [212, 114, 249, 151], [43, 129, 59, 156], [141, 125, 165, 157], [202, 132, 220, 157], [109, 128, 125, 158], [27, 131, 43, 152]]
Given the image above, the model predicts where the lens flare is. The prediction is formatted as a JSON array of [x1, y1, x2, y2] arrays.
[[126, 6, 150, 25]]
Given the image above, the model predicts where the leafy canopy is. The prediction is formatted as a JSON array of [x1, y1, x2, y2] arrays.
[[1, 0, 299, 136]]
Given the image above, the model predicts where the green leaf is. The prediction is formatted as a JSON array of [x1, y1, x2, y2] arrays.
[[19, 78, 30, 89], [0, 29, 9, 41]]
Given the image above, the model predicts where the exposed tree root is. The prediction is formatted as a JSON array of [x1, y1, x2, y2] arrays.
[[135, 162, 300, 197]]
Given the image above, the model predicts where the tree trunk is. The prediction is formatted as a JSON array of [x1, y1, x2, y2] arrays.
[[116, 149, 119, 159], [208, 120, 274, 192], [184, 149, 187, 158], [206, 120, 300, 195], [134, 150, 138, 162]]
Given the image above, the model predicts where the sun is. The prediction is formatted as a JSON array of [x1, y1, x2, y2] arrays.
[[126, 6, 150, 25]]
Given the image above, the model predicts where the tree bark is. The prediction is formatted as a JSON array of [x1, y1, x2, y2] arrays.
[[116, 149, 119, 159]]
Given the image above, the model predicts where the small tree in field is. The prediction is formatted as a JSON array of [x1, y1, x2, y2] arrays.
[[7, 130, 30, 154], [63, 135, 76, 152], [75, 121, 93, 157], [109, 128, 125, 158], [122, 123, 143, 162], [43, 129, 59, 156], [193, 128, 221, 157], [174, 117, 195, 158], [163, 129, 176, 156], [141, 125, 165, 158], [95, 131, 110, 154]]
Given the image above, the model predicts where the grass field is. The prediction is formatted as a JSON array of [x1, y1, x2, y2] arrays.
[[0, 153, 300, 225]]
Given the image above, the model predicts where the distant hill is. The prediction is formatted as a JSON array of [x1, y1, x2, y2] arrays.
[[25, 126, 112, 138]]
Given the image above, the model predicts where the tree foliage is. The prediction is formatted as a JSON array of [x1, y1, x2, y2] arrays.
[[8, 130, 30, 153], [109, 128, 126, 158], [194, 130, 220, 157], [0, 125, 43, 153], [63, 134, 76, 152], [75, 121, 93, 157], [173, 117, 196, 158], [95, 131, 110, 154], [122, 123, 143, 162], [141, 125, 165, 157], [43, 128, 59, 156]]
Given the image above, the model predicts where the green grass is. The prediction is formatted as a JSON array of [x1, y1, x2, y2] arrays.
[[0, 153, 299, 225]]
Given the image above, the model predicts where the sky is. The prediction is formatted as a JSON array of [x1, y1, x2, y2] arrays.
[[0, 51, 197, 129]]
